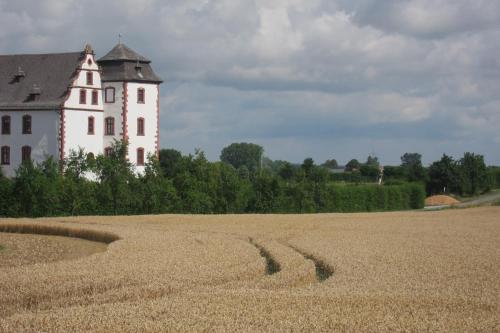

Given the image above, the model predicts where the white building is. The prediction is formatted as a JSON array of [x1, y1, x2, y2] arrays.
[[0, 43, 162, 177]]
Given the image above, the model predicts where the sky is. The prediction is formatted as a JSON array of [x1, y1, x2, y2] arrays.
[[1, 0, 499, 166]]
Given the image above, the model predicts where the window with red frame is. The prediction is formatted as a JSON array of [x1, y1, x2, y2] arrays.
[[91, 90, 98, 105], [137, 88, 145, 104], [21, 146, 31, 163], [105, 87, 115, 103], [86, 72, 93, 85], [79, 89, 86, 104], [137, 117, 145, 136], [22, 115, 31, 134], [137, 148, 145, 166], [1, 146, 9, 165], [104, 117, 114, 135], [1, 116, 10, 135], [88, 116, 95, 135]]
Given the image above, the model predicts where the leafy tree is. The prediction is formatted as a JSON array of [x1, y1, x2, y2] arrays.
[[457, 152, 488, 196], [278, 162, 295, 181], [159, 148, 183, 178], [360, 164, 380, 180], [427, 154, 459, 194], [94, 140, 134, 215], [345, 159, 360, 172], [365, 155, 380, 167], [400, 153, 427, 182], [220, 142, 263, 172], [301, 158, 315, 179], [322, 159, 338, 169]]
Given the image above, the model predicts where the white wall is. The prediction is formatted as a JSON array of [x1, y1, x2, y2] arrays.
[[0, 110, 59, 177], [102, 82, 125, 149], [63, 52, 104, 158], [126, 82, 159, 173]]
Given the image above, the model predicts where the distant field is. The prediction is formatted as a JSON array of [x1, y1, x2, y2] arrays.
[[0, 208, 499, 332]]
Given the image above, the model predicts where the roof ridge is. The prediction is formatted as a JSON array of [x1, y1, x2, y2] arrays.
[[0, 51, 83, 57]]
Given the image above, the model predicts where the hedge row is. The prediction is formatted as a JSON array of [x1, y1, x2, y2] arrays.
[[324, 183, 425, 212]]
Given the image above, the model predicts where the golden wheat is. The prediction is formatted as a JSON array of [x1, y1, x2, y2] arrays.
[[0, 207, 499, 332]]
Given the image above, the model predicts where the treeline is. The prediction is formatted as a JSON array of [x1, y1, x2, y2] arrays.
[[0, 141, 425, 217], [319, 152, 499, 197]]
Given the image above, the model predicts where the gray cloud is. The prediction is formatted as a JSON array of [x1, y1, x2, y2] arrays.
[[1, 0, 499, 165]]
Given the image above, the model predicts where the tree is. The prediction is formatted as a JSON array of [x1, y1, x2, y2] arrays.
[[159, 148, 183, 178], [457, 152, 488, 196], [345, 159, 360, 172], [400, 153, 427, 182], [220, 143, 264, 172], [427, 154, 459, 194], [94, 139, 134, 215], [322, 159, 338, 169], [301, 158, 315, 179], [278, 162, 295, 181], [365, 155, 380, 167]]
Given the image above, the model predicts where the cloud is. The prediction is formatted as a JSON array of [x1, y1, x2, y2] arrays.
[[1, 0, 499, 165]]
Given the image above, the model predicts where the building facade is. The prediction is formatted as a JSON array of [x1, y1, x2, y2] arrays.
[[0, 43, 162, 177]]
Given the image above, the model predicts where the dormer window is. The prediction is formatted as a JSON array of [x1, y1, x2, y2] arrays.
[[137, 88, 145, 104], [28, 84, 41, 101], [86, 72, 93, 85], [14, 67, 25, 81]]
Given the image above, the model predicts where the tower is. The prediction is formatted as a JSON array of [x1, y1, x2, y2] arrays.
[[97, 43, 162, 173]]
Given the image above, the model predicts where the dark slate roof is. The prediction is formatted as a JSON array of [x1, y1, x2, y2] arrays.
[[97, 43, 150, 63], [97, 43, 162, 83], [0, 52, 83, 110]]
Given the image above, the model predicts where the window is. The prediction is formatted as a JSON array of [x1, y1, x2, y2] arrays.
[[22, 115, 31, 134], [1, 146, 9, 165], [91, 90, 98, 105], [104, 147, 112, 157], [104, 117, 115, 135], [137, 148, 145, 166], [87, 58, 92, 66], [87, 152, 95, 161], [86, 72, 93, 85], [79, 89, 86, 104], [137, 117, 145, 136], [88, 116, 95, 135], [137, 88, 145, 104], [1, 116, 10, 135], [21, 146, 31, 163], [105, 87, 115, 103]]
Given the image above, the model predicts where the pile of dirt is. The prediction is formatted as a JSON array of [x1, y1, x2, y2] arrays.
[[425, 195, 460, 206]]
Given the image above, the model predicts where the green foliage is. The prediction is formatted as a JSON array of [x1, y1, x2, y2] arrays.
[[220, 142, 264, 172], [321, 158, 338, 169], [457, 152, 488, 196], [427, 154, 459, 195], [401, 153, 427, 182], [159, 148, 182, 178], [345, 159, 360, 172]]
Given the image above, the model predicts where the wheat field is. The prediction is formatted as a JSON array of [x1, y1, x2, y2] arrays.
[[0, 207, 499, 332]]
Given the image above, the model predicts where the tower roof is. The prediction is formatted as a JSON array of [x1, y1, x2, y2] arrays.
[[97, 43, 150, 63]]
